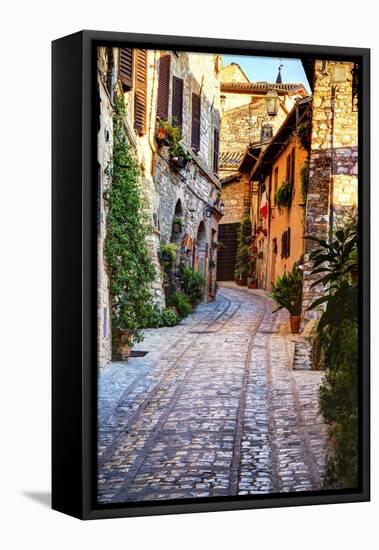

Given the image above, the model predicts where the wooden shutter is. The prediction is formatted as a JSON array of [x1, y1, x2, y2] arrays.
[[191, 92, 201, 151], [281, 227, 291, 259], [172, 76, 183, 128], [213, 127, 220, 172], [157, 54, 171, 119], [119, 48, 133, 90], [134, 49, 147, 135]]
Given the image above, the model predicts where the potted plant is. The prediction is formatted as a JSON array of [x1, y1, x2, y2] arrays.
[[172, 216, 183, 233], [247, 262, 258, 289], [269, 264, 303, 333], [275, 180, 293, 212], [113, 330, 131, 360], [155, 118, 181, 146], [234, 215, 252, 286], [235, 271, 247, 286], [170, 143, 192, 170]]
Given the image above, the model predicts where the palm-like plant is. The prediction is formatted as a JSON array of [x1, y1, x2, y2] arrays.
[[306, 218, 358, 330], [269, 264, 303, 316]]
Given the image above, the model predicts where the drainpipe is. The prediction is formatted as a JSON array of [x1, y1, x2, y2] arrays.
[[328, 85, 336, 242]]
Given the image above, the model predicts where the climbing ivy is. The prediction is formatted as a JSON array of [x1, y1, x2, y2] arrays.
[[300, 157, 310, 204], [104, 90, 156, 347]]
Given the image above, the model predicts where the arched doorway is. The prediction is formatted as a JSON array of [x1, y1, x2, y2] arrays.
[[170, 199, 184, 248], [195, 221, 207, 277]]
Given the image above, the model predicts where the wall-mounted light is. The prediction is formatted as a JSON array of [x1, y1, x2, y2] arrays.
[[204, 204, 212, 218], [219, 201, 225, 215]]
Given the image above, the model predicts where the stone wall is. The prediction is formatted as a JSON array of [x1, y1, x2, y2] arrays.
[[152, 51, 222, 302], [302, 61, 358, 322], [97, 48, 223, 369], [220, 97, 288, 154], [97, 51, 114, 370], [219, 175, 250, 225]]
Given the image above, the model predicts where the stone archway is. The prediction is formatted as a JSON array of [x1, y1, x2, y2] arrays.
[[170, 199, 184, 246]]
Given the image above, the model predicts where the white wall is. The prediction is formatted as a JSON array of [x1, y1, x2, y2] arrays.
[[1, 1, 377, 549]]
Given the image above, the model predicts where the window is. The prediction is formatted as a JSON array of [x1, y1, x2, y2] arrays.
[[260, 123, 273, 142], [274, 166, 279, 194], [134, 49, 147, 135], [191, 92, 201, 151], [281, 227, 291, 259], [172, 76, 183, 128], [157, 54, 171, 120], [119, 48, 133, 91], [213, 127, 220, 173]]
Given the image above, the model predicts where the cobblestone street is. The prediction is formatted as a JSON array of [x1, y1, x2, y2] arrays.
[[98, 285, 327, 503]]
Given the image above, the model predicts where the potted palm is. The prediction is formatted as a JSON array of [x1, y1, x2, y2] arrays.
[[269, 264, 303, 333]]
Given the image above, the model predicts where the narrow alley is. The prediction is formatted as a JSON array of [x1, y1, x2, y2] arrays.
[[98, 286, 326, 503]]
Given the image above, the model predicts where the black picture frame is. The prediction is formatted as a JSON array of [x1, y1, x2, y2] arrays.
[[52, 30, 370, 520]]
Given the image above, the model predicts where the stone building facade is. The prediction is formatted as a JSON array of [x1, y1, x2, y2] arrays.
[[249, 99, 311, 290], [153, 51, 222, 294], [97, 47, 222, 369], [217, 62, 307, 281], [301, 60, 358, 322]]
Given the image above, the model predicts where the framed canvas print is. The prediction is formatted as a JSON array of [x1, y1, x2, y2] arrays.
[[52, 30, 370, 520]]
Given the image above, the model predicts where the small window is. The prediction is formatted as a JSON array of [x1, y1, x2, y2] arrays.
[[260, 124, 273, 142], [281, 227, 291, 259]]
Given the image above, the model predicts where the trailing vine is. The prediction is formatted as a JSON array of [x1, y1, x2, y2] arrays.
[[296, 118, 311, 151], [104, 90, 156, 348], [275, 180, 293, 211], [300, 158, 310, 204]]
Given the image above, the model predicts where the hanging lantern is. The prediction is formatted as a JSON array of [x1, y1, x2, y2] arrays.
[[265, 89, 279, 116]]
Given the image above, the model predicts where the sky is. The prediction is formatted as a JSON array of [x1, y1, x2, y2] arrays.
[[222, 55, 311, 93]]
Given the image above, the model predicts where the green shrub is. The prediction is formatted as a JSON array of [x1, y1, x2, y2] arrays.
[[234, 215, 252, 278], [179, 265, 205, 305], [269, 264, 303, 315], [306, 216, 358, 489], [275, 180, 292, 211], [169, 291, 193, 317], [141, 304, 180, 328], [141, 304, 164, 328], [159, 242, 177, 268], [104, 90, 155, 347], [161, 308, 180, 326]]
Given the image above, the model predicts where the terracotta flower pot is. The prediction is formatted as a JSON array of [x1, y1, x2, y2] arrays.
[[119, 330, 130, 360], [351, 265, 358, 284], [235, 275, 247, 286], [248, 280, 258, 289], [156, 127, 169, 144], [290, 315, 301, 334]]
